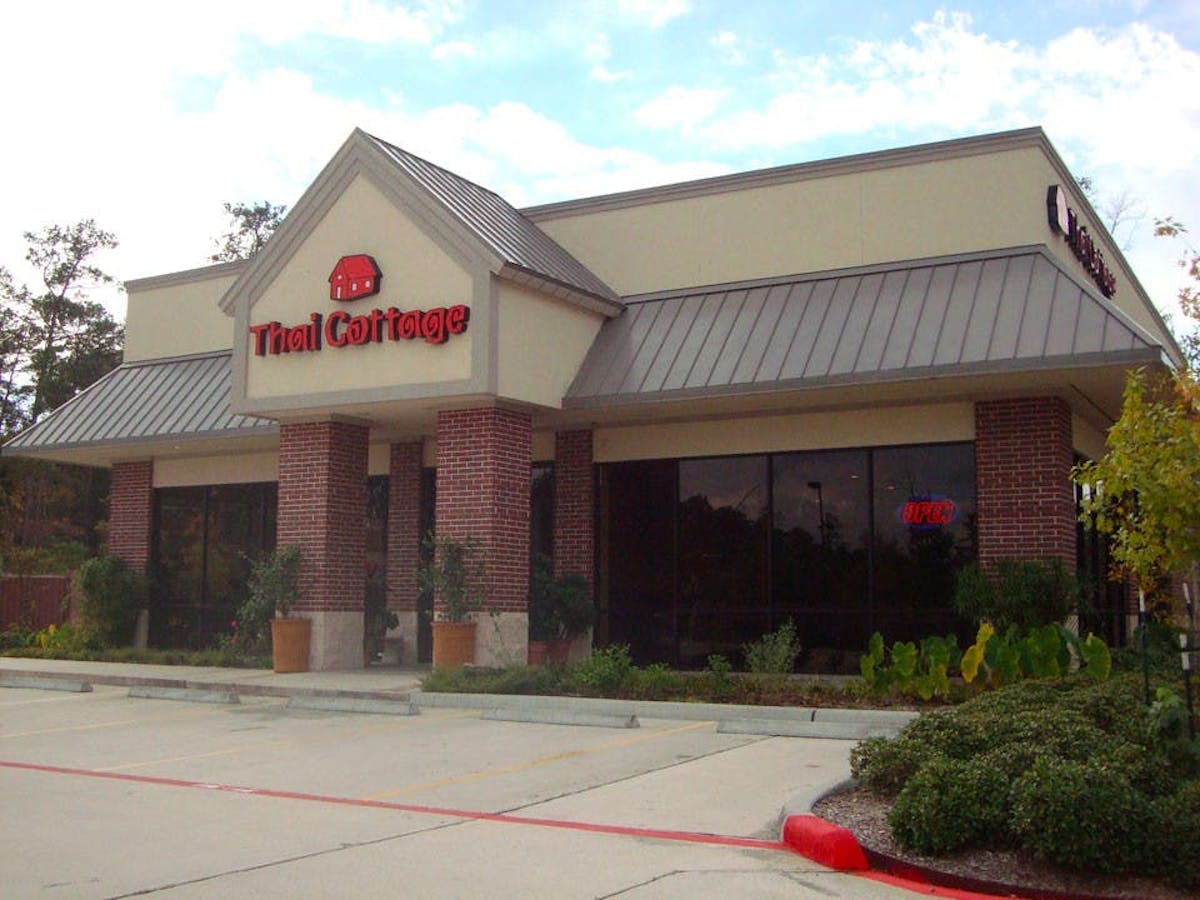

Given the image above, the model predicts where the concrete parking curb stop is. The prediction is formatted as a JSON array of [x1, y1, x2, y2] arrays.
[[0, 676, 93, 693], [128, 686, 240, 704]]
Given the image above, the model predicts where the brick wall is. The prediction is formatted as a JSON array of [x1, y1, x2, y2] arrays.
[[387, 441, 423, 612], [277, 421, 369, 613], [108, 460, 153, 570], [976, 397, 1076, 568], [435, 407, 531, 613], [553, 429, 594, 585]]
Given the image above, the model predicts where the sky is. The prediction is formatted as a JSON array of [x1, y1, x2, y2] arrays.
[[1, 0, 1198, 327]]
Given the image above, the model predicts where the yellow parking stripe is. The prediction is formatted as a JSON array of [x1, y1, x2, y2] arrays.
[[98, 708, 478, 771], [363, 719, 716, 801]]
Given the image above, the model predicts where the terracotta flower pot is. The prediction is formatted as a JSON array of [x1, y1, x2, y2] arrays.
[[271, 617, 312, 673], [528, 639, 571, 666], [431, 620, 476, 667]]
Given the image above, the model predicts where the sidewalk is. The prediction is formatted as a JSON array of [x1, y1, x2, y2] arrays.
[[0, 656, 916, 738]]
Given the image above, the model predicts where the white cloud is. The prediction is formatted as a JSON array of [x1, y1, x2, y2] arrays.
[[616, 0, 689, 29], [634, 86, 730, 130], [432, 40, 477, 60], [711, 30, 746, 65]]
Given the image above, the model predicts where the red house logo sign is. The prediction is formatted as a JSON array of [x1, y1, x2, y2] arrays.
[[329, 254, 382, 301]]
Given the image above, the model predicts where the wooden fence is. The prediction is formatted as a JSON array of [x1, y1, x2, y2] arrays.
[[0, 574, 73, 631]]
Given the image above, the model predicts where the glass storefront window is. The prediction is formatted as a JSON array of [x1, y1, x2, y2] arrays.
[[152, 482, 276, 649], [600, 442, 977, 669], [773, 450, 871, 652], [677, 456, 768, 666]]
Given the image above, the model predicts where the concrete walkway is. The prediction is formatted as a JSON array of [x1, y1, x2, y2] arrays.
[[0, 656, 917, 739]]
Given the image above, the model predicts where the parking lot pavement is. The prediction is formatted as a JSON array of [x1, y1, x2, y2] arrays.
[[0, 684, 922, 898]]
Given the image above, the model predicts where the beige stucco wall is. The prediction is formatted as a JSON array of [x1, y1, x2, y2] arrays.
[[535, 148, 1053, 298], [496, 282, 604, 408], [125, 269, 238, 362], [153, 451, 278, 487], [1072, 414, 1109, 462], [535, 143, 1170, 350], [244, 175, 473, 401], [594, 402, 975, 463]]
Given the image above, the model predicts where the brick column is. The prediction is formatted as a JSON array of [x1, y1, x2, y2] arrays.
[[553, 430, 594, 585], [975, 397, 1076, 568], [435, 406, 531, 666], [108, 460, 153, 571], [386, 441, 423, 662], [277, 420, 369, 670]]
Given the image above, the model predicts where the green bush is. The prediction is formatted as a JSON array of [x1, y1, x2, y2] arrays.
[[851, 736, 941, 794], [628, 662, 691, 700], [73, 556, 148, 646], [743, 620, 802, 673], [1010, 757, 1147, 873], [0, 625, 34, 650], [952, 559, 1080, 635], [1150, 780, 1200, 887], [35, 622, 102, 655], [889, 757, 1012, 853], [570, 644, 634, 694]]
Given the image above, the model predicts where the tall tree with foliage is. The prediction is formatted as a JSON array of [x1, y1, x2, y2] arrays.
[[1074, 219, 1200, 601], [0, 219, 124, 425], [0, 220, 123, 568], [210, 201, 287, 262]]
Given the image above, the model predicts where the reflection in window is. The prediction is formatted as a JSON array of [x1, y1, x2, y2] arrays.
[[872, 445, 976, 642], [152, 483, 277, 649], [601, 443, 977, 670], [677, 456, 768, 666], [773, 450, 870, 652]]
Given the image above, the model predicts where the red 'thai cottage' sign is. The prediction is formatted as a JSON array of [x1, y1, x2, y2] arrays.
[[248, 254, 469, 357], [329, 254, 382, 301]]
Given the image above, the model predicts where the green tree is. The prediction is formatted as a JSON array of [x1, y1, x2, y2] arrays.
[[0, 220, 122, 567], [0, 219, 124, 423], [1074, 219, 1200, 599], [210, 201, 287, 262]]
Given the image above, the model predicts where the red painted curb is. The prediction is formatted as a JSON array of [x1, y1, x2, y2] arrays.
[[781, 813, 869, 871]]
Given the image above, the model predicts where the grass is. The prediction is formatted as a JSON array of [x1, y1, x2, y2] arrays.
[[1, 643, 271, 668]]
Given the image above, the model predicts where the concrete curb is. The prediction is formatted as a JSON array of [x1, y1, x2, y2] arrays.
[[483, 708, 639, 729], [0, 662, 919, 733], [128, 686, 240, 704], [287, 696, 418, 716], [0, 676, 93, 693]]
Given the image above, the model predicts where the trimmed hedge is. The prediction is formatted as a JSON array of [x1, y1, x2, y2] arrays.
[[850, 673, 1200, 883]]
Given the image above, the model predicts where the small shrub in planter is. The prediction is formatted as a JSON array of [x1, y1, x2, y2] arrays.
[[889, 757, 1012, 853]]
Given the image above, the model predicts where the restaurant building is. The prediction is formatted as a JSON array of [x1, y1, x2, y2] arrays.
[[3, 127, 1178, 670]]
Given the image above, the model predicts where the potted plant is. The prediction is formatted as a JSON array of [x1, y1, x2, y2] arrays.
[[417, 534, 485, 667], [248, 544, 308, 673], [528, 554, 593, 665]]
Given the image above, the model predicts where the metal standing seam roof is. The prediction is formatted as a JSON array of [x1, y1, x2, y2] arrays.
[[565, 247, 1164, 406], [2, 352, 274, 453], [364, 132, 620, 306]]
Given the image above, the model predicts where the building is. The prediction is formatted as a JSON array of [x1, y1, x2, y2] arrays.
[[2, 127, 1177, 670]]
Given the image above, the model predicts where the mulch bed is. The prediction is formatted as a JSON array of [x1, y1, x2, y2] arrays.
[[813, 786, 1194, 900]]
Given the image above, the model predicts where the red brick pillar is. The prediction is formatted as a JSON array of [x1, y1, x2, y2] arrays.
[[108, 460, 153, 571], [435, 407, 531, 666], [386, 441, 423, 662], [553, 430, 593, 585], [975, 397, 1076, 568], [277, 420, 369, 670]]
